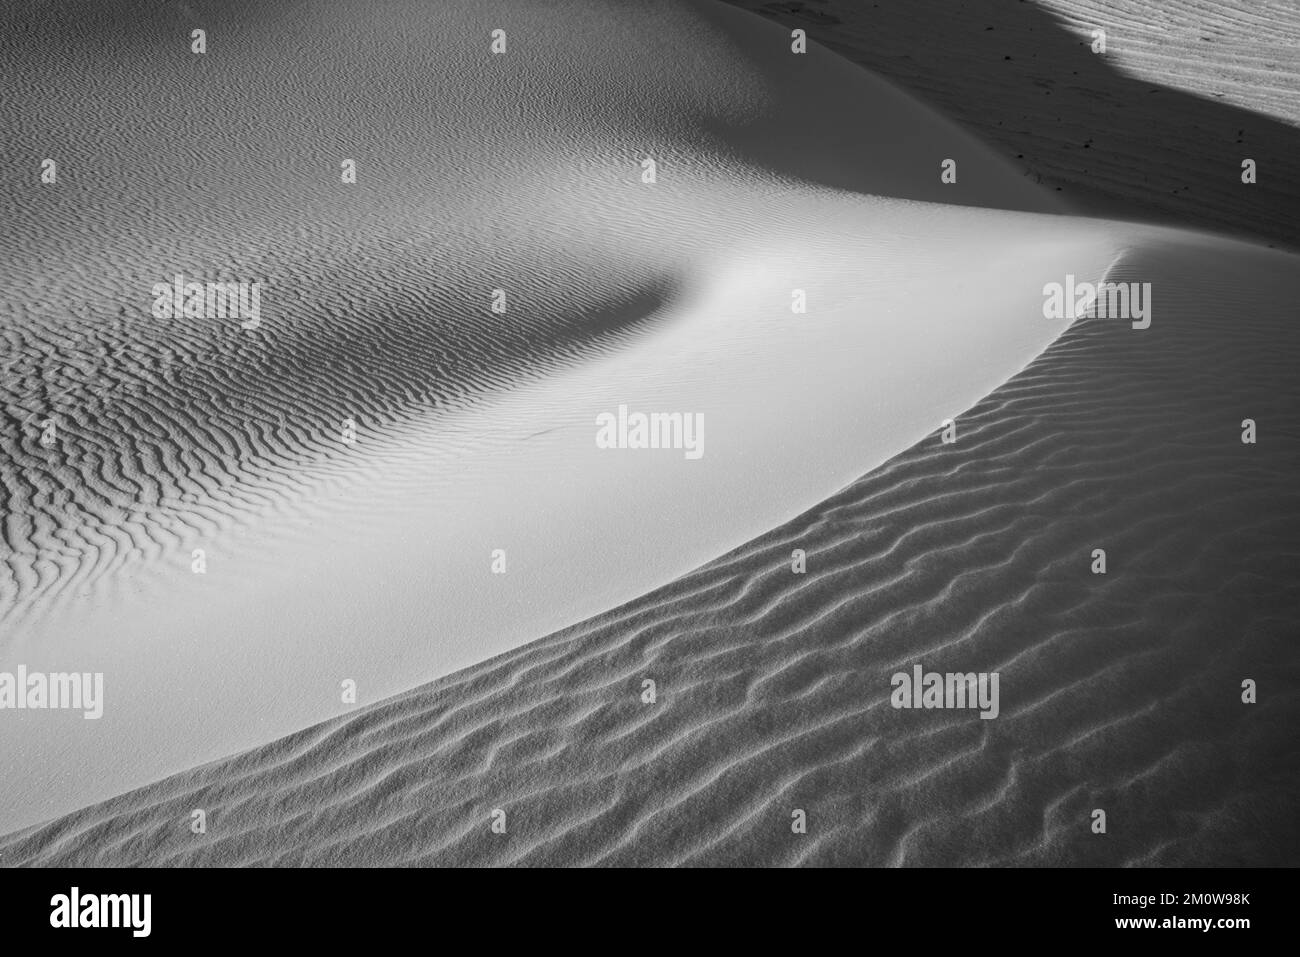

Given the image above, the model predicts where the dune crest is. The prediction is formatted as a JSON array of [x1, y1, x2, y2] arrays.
[[0, 0, 1112, 831]]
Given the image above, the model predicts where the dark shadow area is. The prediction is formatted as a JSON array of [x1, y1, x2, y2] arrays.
[[724, 0, 1300, 249]]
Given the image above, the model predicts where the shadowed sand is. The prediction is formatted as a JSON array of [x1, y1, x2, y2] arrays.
[[725, 0, 1300, 249], [4, 231, 1297, 866]]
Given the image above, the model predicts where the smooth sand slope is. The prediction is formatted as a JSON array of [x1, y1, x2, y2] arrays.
[[3, 229, 1297, 866], [2, 0, 1120, 831]]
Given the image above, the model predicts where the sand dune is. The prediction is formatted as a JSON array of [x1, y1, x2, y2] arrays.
[[2, 0, 1107, 831], [4, 229, 1296, 866], [3, 0, 1297, 865], [2, 0, 1065, 620]]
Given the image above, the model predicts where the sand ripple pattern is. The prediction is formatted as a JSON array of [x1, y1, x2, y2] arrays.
[[1, 0, 1060, 625], [4, 237, 1296, 866], [0, 252, 685, 621], [0, 0, 771, 622]]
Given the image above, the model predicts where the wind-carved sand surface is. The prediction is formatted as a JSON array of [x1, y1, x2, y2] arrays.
[[2, 0, 1298, 862], [3, 229, 1297, 866]]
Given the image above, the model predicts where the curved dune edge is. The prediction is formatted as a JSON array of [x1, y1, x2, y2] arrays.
[[4, 232, 1298, 867], [0, 207, 1120, 834], [4, 0, 1121, 832], [1, 0, 1065, 621]]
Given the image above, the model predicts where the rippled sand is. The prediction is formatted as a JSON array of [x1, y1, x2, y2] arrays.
[[2, 0, 1297, 863]]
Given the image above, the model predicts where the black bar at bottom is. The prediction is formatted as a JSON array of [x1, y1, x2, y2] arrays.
[[0, 866, 1279, 944]]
